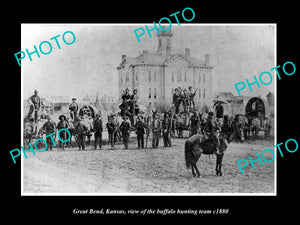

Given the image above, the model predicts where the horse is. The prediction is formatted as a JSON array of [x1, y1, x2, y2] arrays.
[[184, 124, 239, 177]]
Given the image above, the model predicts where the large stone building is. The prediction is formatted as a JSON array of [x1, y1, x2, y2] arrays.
[[117, 29, 213, 111]]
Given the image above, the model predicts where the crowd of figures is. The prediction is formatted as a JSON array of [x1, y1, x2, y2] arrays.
[[24, 89, 272, 153]]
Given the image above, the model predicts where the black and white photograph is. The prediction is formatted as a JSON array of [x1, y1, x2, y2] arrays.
[[21, 24, 276, 195]]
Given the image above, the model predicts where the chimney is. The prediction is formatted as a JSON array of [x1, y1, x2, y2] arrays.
[[185, 48, 190, 57], [205, 54, 209, 65]]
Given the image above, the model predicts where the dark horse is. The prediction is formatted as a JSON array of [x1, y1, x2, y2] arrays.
[[184, 125, 240, 177]]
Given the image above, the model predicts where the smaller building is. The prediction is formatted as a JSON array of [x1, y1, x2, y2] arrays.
[[44, 95, 71, 112]]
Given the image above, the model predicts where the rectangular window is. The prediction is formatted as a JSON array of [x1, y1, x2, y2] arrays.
[[149, 71, 151, 82], [154, 71, 156, 82], [154, 88, 157, 98], [203, 73, 205, 84], [199, 88, 201, 98], [154, 102, 157, 108], [172, 88, 174, 95], [203, 88, 206, 99], [120, 73, 123, 83], [172, 72, 174, 82], [184, 72, 187, 82], [149, 88, 151, 98], [199, 73, 201, 83], [135, 72, 138, 81]]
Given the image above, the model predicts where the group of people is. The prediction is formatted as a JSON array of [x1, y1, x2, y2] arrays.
[[173, 86, 197, 114], [119, 88, 139, 123], [105, 111, 173, 150], [25, 89, 225, 154]]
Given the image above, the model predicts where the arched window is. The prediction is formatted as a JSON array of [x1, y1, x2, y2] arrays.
[[172, 72, 174, 82], [149, 71, 151, 82], [203, 73, 205, 84]]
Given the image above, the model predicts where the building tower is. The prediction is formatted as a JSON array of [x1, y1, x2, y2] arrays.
[[157, 29, 173, 58]]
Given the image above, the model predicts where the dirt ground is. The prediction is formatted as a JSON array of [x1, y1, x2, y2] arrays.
[[23, 133, 275, 194]]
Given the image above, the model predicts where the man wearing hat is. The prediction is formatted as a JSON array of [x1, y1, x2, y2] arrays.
[[42, 116, 56, 150], [151, 113, 161, 148], [106, 114, 118, 149], [29, 90, 41, 123], [187, 86, 196, 108], [173, 88, 182, 114], [93, 114, 103, 150], [130, 89, 139, 116], [204, 112, 221, 154], [57, 114, 69, 150], [69, 98, 78, 120], [162, 112, 172, 147], [120, 116, 131, 149], [122, 88, 131, 104], [135, 115, 147, 149]]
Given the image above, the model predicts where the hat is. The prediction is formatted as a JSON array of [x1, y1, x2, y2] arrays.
[[133, 89, 137, 93], [34, 90, 38, 93], [122, 115, 128, 120], [72, 98, 76, 101], [59, 115, 67, 120], [188, 86, 192, 89], [96, 114, 101, 118], [208, 111, 214, 116], [137, 115, 143, 120]]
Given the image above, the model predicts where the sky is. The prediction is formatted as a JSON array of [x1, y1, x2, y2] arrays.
[[22, 24, 275, 100]]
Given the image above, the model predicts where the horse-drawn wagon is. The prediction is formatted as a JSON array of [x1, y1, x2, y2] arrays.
[[245, 97, 272, 137]]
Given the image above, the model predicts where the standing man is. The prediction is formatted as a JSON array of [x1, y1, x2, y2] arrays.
[[151, 113, 161, 148], [181, 89, 189, 112], [42, 116, 56, 150], [122, 88, 131, 105], [215, 101, 224, 119], [162, 112, 172, 147], [187, 86, 197, 108], [29, 90, 41, 123], [69, 98, 79, 120], [135, 115, 146, 149], [93, 114, 103, 150], [130, 89, 139, 115], [119, 116, 131, 149], [173, 88, 182, 114], [57, 115, 69, 150], [106, 114, 118, 149]]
